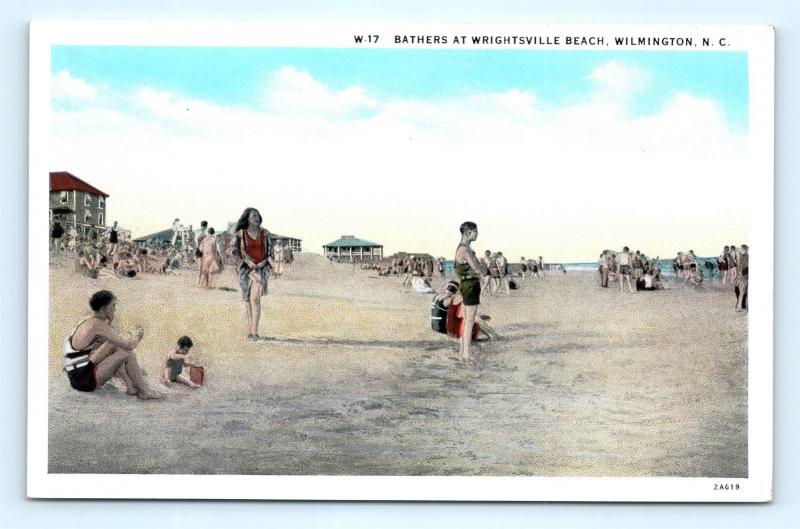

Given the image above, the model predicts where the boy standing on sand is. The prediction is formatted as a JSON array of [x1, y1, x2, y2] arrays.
[[618, 247, 634, 293], [600, 251, 611, 288], [495, 252, 511, 295], [454, 222, 486, 363], [170, 218, 181, 247]]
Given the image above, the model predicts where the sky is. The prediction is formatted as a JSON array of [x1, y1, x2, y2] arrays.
[[49, 46, 751, 262]]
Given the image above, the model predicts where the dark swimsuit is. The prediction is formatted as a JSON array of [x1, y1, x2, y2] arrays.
[[430, 296, 449, 334], [64, 320, 100, 392], [166, 357, 184, 382], [455, 248, 481, 306]]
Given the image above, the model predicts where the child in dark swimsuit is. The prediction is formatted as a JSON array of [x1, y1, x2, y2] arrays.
[[161, 336, 200, 388]]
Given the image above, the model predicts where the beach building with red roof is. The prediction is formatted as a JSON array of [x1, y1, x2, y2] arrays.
[[49, 171, 110, 239]]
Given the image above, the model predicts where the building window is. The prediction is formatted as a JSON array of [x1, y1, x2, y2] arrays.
[[84, 194, 92, 207], [59, 191, 68, 204], [98, 211, 104, 225], [99, 197, 105, 209], [84, 210, 92, 222]]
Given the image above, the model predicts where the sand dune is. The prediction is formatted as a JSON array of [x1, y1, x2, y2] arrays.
[[48, 253, 747, 476]]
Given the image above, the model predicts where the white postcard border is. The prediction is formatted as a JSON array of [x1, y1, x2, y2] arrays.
[[28, 20, 774, 502]]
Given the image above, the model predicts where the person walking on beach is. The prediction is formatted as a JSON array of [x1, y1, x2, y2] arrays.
[[719, 246, 730, 284], [50, 218, 64, 258], [736, 245, 748, 278], [735, 266, 748, 312], [482, 250, 500, 295], [436, 257, 445, 278], [537, 256, 545, 277], [454, 221, 486, 363], [728, 245, 739, 283], [170, 218, 181, 247], [199, 227, 223, 288], [618, 247, 634, 292], [107, 221, 119, 256], [600, 251, 611, 288], [631, 251, 644, 280], [67, 225, 79, 253], [233, 207, 272, 340], [197, 220, 208, 246], [495, 252, 511, 295]]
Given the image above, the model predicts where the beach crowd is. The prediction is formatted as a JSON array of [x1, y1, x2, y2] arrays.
[[51, 210, 751, 397]]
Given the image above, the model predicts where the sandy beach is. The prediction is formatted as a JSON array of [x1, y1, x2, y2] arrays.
[[47, 253, 747, 477]]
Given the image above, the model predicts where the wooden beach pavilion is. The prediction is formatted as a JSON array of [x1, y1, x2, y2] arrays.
[[323, 235, 383, 261]]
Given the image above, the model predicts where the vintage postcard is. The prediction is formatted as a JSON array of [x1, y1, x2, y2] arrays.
[[28, 21, 773, 501]]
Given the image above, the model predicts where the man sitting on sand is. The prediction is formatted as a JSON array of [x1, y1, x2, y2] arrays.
[[63, 290, 163, 399]]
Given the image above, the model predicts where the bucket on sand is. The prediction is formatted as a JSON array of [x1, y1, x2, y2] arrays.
[[189, 366, 205, 386]]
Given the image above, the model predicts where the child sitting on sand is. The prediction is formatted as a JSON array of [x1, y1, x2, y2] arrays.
[[686, 263, 704, 286], [161, 336, 200, 388]]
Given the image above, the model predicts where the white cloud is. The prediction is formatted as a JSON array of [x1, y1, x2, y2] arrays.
[[52, 70, 98, 103], [49, 66, 749, 262], [588, 60, 651, 101], [263, 66, 377, 118]]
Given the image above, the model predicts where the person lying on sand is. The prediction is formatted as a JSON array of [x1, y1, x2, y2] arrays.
[[161, 335, 200, 388], [412, 271, 434, 293], [63, 290, 164, 399]]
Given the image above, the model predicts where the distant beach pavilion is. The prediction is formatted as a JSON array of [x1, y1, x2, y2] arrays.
[[323, 235, 383, 261]]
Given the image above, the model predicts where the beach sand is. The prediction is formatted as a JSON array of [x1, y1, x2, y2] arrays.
[[47, 254, 747, 476]]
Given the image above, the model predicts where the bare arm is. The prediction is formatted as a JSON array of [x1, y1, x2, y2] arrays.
[[458, 247, 484, 277], [93, 320, 143, 350], [168, 351, 197, 366]]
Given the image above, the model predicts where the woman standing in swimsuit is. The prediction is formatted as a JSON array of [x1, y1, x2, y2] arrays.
[[454, 221, 486, 363], [233, 207, 272, 340], [64, 290, 163, 399], [108, 221, 119, 256]]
